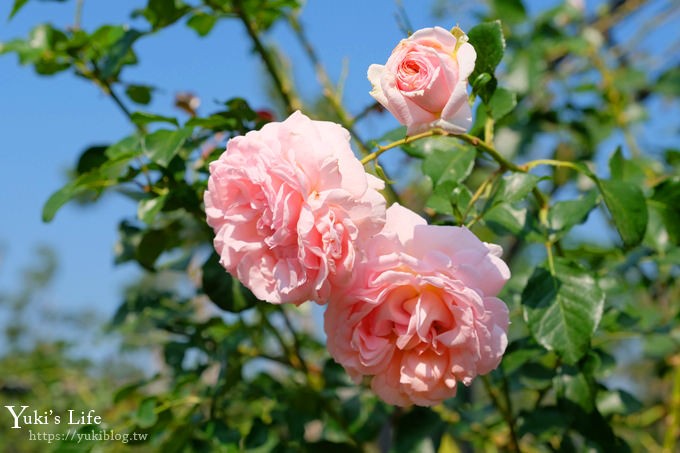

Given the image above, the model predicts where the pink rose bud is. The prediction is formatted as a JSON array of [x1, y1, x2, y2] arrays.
[[368, 26, 477, 135], [204, 111, 386, 305], [325, 204, 510, 407]]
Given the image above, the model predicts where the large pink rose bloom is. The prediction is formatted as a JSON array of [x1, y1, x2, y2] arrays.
[[204, 111, 386, 305], [325, 204, 510, 407], [368, 26, 477, 135]]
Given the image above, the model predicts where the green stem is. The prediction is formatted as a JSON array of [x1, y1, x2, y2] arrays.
[[288, 16, 364, 147], [234, 0, 301, 114], [463, 169, 502, 226], [287, 14, 401, 205], [481, 375, 521, 452], [352, 101, 381, 125], [361, 129, 444, 165], [74, 0, 84, 30], [256, 305, 300, 371], [458, 133, 523, 172], [277, 305, 310, 376], [88, 61, 154, 190], [664, 355, 680, 452], [521, 158, 588, 174]]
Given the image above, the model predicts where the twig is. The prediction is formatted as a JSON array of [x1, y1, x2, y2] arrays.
[[481, 375, 521, 452], [233, 0, 301, 114], [277, 305, 310, 375]]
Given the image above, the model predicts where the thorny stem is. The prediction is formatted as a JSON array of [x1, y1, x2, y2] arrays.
[[352, 101, 382, 125], [360, 129, 446, 165], [481, 374, 521, 452], [288, 16, 365, 148], [463, 169, 500, 221], [458, 133, 523, 172], [88, 61, 154, 190], [277, 305, 310, 376], [256, 305, 301, 371], [664, 354, 680, 452], [233, 0, 301, 114], [361, 128, 524, 173], [258, 305, 361, 447], [73, 0, 84, 30], [500, 367, 521, 453]]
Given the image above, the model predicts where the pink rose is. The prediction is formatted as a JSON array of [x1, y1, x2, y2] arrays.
[[204, 111, 386, 305], [368, 26, 477, 135], [324, 204, 510, 406]]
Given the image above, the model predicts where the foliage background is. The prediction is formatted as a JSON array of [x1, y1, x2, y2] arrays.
[[1, 0, 679, 451]]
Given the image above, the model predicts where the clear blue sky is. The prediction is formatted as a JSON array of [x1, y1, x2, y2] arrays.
[[0, 0, 490, 326], [0, 0, 677, 337]]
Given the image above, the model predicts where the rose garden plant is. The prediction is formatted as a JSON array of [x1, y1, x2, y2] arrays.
[[3, 0, 679, 451]]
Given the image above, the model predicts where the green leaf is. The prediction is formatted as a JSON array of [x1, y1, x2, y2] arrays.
[[400, 134, 460, 159], [650, 176, 680, 245], [485, 204, 528, 236], [99, 28, 142, 79], [597, 389, 642, 417], [185, 114, 238, 131], [131, 111, 179, 128], [135, 229, 168, 270], [125, 84, 153, 105], [518, 407, 571, 440], [655, 66, 680, 97], [491, 0, 526, 24], [554, 367, 597, 413], [186, 12, 218, 37], [422, 142, 476, 186], [598, 179, 648, 247], [143, 127, 193, 167], [488, 86, 517, 120], [76, 145, 109, 175], [427, 181, 473, 220], [468, 21, 505, 77], [393, 407, 442, 453], [136, 397, 158, 428], [522, 261, 605, 364], [493, 172, 541, 205], [113, 221, 143, 265], [42, 180, 84, 222], [42, 172, 108, 222], [201, 252, 258, 313], [9, 0, 29, 19], [608, 146, 624, 180], [43, 150, 136, 222], [548, 190, 598, 235], [143, 0, 190, 30], [468, 21, 505, 102], [303, 441, 362, 453], [608, 147, 646, 185], [106, 134, 142, 160], [426, 180, 456, 216], [137, 194, 167, 224]]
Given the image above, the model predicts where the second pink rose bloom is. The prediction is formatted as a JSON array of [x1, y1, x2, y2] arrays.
[[325, 204, 510, 407], [368, 26, 477, 135]]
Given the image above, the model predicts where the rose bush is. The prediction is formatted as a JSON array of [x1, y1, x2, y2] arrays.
[[324, 204, 510, 406], [368, 26, 477, 135], [204, 111, 386, 305]]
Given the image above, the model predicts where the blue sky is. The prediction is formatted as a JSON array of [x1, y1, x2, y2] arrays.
[[0, 0, 487, 327], [0, 0, 677, 339]]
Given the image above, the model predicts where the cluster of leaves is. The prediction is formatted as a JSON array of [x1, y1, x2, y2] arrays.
[[0, 247, 145, 453], [2, 0, 679, 452]]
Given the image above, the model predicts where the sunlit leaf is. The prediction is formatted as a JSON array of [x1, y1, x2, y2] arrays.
[[143, 127, 193, 167], [598, 179, 647, 247], [522, 260, 605, 364], [422, 143, 476, 186]]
